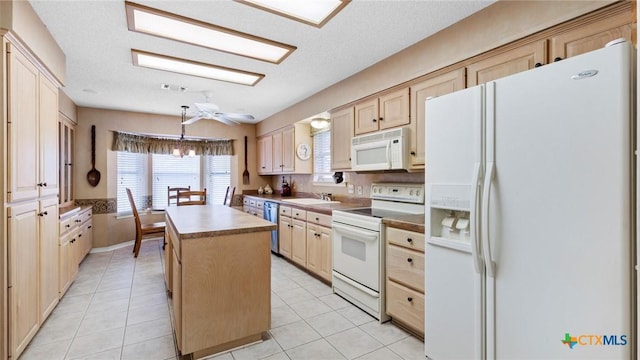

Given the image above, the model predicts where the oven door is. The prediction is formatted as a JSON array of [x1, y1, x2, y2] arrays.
[[332, 222, 380, 291]]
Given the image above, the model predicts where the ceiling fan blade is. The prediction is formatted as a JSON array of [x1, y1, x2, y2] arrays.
[[182, 116, 203, 125], [212, 114, 240, 126], [221, 112, 255, 121]]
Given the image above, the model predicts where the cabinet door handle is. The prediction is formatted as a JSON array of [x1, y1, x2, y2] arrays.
[[554, 57, 563, 62], [88, 225, 92, 229], [379, 117, 384, 121], [38, 211, 47, 217], [66, 224, 71, 228], [372, 118, 377, 122], [78, 234, 82, 238], [315, 217, 319, 221], [407, 258, 413, 263], [410, 151, 416, 156], [534, 62, 542, 67], [407, 297, 413, 302], [407, 238, 413, 243]]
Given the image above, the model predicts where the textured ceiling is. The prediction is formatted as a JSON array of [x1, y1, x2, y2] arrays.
[[29, 0, 494, 123]]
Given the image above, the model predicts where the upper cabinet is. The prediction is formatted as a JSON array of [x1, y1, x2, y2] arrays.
[[466, 40, 547, 87], [7, 44, 59, 202], [549, 10, 634, 62], [409, 68, 465, 170], [58, 114, 75, 206], [257, 124, 312, 175], [330, 107, 354, 171], [354, 88, 409, 135]]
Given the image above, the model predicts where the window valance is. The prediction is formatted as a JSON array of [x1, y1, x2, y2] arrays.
[[112, 131, 234, 156]]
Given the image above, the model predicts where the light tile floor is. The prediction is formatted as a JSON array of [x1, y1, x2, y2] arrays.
[[20, 239, 425, 360]]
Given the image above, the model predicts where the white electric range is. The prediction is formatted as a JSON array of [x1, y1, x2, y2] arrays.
[[332, 183, 425, 322]]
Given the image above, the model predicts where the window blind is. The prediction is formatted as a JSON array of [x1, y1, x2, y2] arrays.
[[152, 154, 201, 210], [116, 152, 148, 214], [313, 131, 333, 183], [205, 155, 231, 205]]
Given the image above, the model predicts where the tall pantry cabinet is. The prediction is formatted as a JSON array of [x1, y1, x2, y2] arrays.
[[4, 38, 60, 359]]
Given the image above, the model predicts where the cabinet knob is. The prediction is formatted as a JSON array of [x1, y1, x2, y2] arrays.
[[372, 118, 377, 122], [410, 151, 416, 156], [407, 238, 413, 243], [37, 211, 47, 217], [379, 117, 384, 121], [407, 297, 413, 302], [407, 258, 413, 263], [534, 62, 542, 68], [78, 234, 82, 238], [554, 57, 563, 62], [88, 225, 92, 229], [66, 224, 70, 228], [315, 217, 319, 221]]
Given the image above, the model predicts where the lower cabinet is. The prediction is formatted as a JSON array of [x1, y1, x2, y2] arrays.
[[59, 227, 79, 295], [385, 226, 425, 336], [306, 212, 332, 282], [291, 218, 307, 267], [39, 198, 60, 322], [58, 207, 93, 298], [8, 201, 40, 358], [278, 215, 292, 259]]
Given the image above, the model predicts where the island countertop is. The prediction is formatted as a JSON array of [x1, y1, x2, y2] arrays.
[[165, 204, 276, 240]]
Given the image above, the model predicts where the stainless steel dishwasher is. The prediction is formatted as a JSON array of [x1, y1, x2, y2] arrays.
[[263, 201, 279, 254]]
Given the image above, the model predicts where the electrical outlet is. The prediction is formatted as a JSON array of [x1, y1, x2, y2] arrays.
[[356, 185, 363, 196], [347, 183, 354, 194]]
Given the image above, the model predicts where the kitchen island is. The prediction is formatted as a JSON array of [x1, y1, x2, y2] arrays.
[[164, 205, 276, 359]]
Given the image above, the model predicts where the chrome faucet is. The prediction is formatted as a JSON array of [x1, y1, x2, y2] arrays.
[[316, 192, 332, 201]]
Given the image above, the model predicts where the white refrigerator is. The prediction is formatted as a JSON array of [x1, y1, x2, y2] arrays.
[[425, 41, 635, 359]]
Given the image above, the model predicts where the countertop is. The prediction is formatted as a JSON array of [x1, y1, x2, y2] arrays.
[[165, 204, 276, 240], [59, 204, 92, 219], [243, 193, 424, 233]]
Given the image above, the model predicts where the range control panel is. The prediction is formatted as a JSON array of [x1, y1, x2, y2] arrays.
[[371, 183, 425, 204]]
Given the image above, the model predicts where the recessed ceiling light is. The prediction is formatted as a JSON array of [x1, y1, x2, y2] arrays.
[[132, 49, 264, 86], [235, 0, 349, 28], [82, 89, 98, 94], [160, 83, 170, 90], [125, 1, 296, 64]]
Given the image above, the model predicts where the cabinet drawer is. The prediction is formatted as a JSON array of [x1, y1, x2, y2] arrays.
[[249, 199, 257, 207], [386, 280, 424, 334], [292, 208, 306, 220], [387, 244, 424, 292], [79, 209, 92, 225], [59, 216, 76, 236], [306, 211, 331, 227], [386, 227, 424, 252], [243, 197, 250, 206], [280, 206, 292, 217], [256, 200, 264, 209]]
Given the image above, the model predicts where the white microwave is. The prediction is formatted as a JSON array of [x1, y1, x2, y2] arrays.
[[351, 127, 410, 171]]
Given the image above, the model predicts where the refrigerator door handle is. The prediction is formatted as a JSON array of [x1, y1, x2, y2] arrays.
[[470, 162, 483, 274], [482, 161, 496, 278]]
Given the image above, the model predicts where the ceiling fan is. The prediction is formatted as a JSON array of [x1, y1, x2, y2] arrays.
[[182, 92, 255, 126]]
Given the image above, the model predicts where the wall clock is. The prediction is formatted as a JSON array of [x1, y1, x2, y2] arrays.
[[296, 143, 311, 160]]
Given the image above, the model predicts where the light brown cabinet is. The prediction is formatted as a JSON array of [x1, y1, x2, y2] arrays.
[[330, 107, 354, 170], [257, 136, 273, 174], [305, 211, 332, 282], [466, 39, 547, 87], [242, 197, 264, 218], [58, 207, 92, 297], [385, 226, 425, 336], [278, 206, 293, 259], [409, 68, 465, 169], [257, 124, 312, 175], [549, 10, 634, 62], [58, 115, 75, 206], [354, 88, 409, 135], [7, 201, 39, 358], [291, 210, 307, 267], [39, 197, 60, 322]]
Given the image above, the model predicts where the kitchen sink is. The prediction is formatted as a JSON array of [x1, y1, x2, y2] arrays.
[[280, 198, 341, 205]]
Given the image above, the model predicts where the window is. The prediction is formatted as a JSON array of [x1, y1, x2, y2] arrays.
[[117, 152, 148, 214], [205, 155, 231, 204], [152, 154, 201, 210], [313, 130, 333, 183]]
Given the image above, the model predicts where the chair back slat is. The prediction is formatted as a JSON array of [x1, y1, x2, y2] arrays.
[[168, 186, 191, 205], [177, 188, 207, 206], [224, 186, 236, 206]]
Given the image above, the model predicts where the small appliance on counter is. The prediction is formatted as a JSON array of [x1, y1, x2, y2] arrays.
[[281, 176, 291, 196]]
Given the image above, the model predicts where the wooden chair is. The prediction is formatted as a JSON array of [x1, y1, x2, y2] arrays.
[[126, 188, 166, 257], [176, 188, 207, 206], [223, 186, 236, 206], [168, 186, 190, 206]]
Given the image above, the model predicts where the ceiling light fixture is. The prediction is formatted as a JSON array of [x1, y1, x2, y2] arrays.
[[310, 117, 330, 129], [132, 49, 264, 86], [235, 0, 350, 28], [125, 1, 296, 64], [174, 106, 196, 158]]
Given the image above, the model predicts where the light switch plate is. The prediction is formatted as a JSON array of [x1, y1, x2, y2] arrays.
[[347, 183, 354, 194], [357, 185, 363, 195]]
